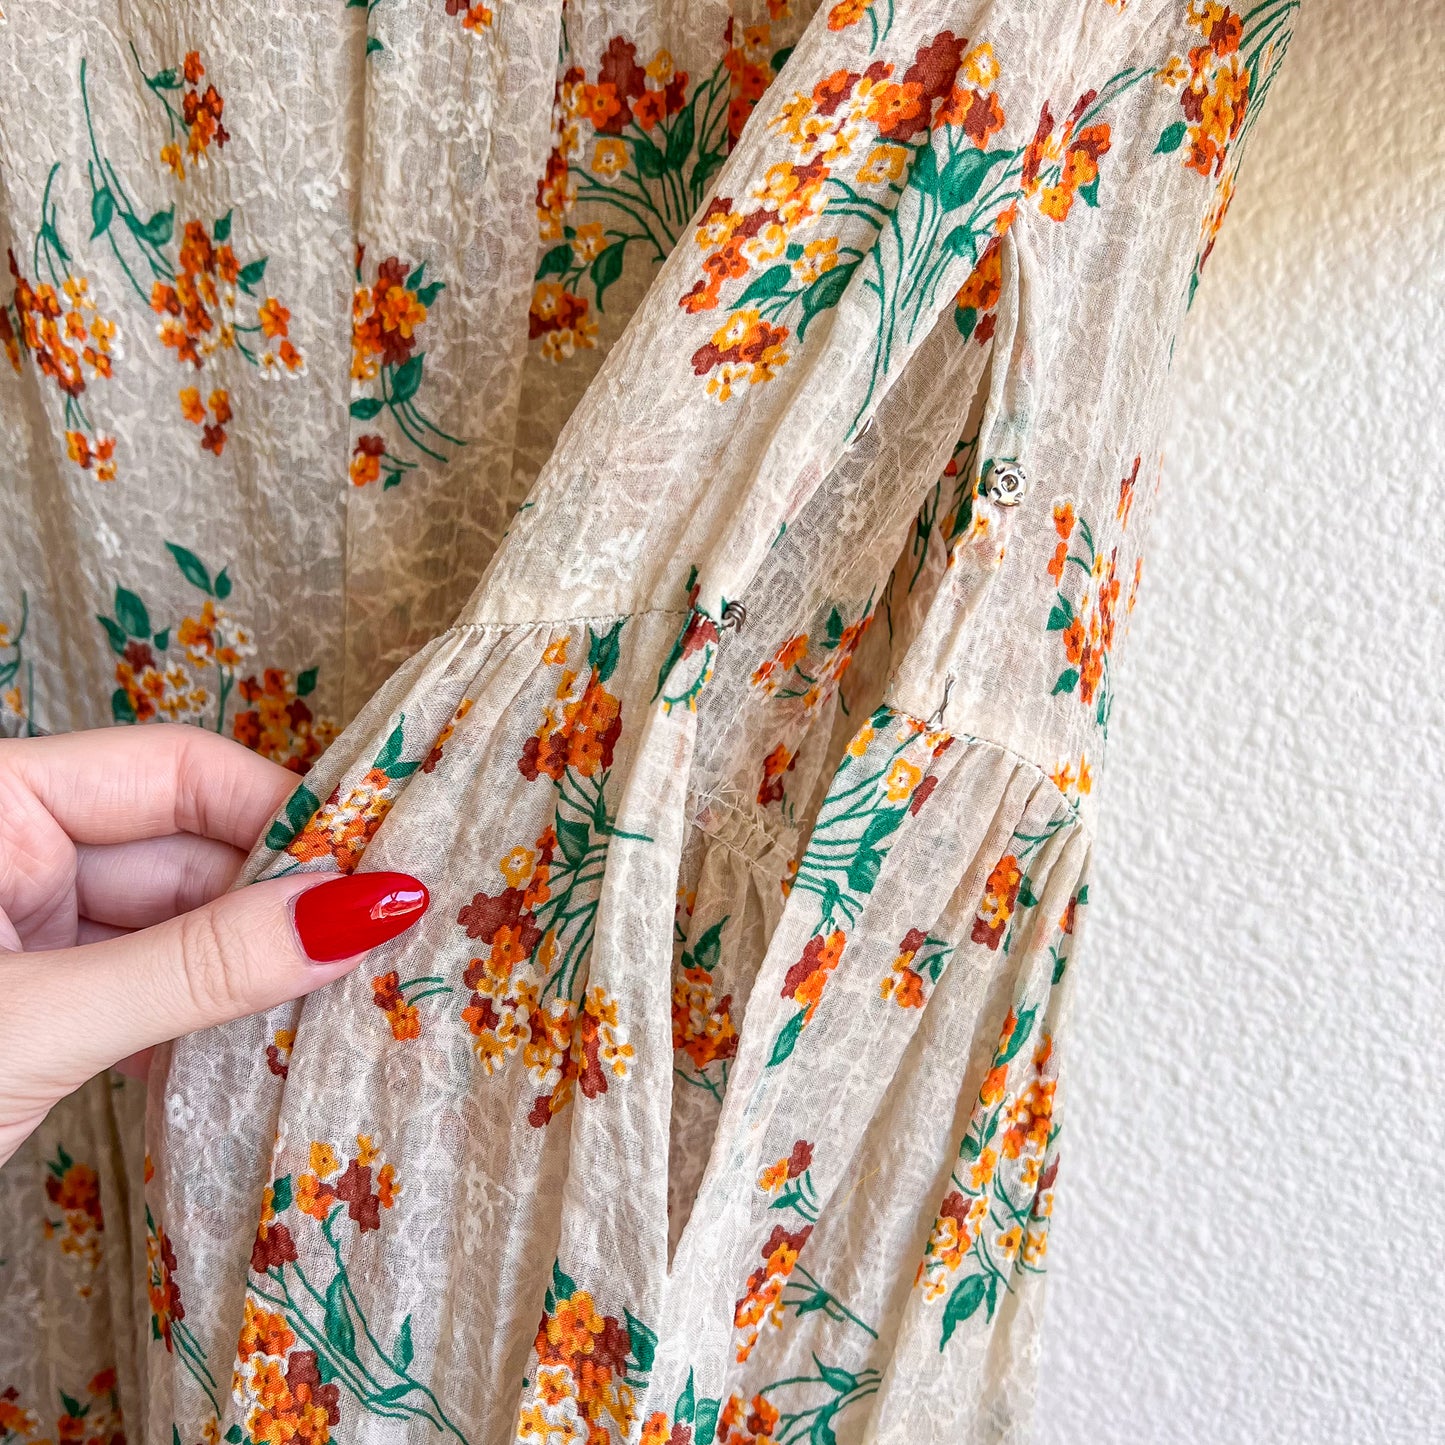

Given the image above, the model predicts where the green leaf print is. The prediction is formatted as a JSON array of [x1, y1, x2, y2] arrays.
[[265, 784, 320, 850], [939, 1273, 989, 1347], [324, 1273, 358, 1359], [166, 542, 214, 594], [114, 586, 150, 638], [768, 1008, 807, 1066]]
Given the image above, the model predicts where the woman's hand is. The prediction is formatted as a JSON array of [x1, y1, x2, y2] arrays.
[[0, 725, 428, 1169]]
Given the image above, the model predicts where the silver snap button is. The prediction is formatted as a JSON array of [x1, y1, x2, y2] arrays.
[[985, 461, 1027, 505]]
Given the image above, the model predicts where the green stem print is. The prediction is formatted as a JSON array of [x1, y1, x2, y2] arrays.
[[237, 1139, 468, 1443], [766, 704, 950, 1067], [915, 996, 1062, 1349], [652, 569, 721, 715], [349, 252, 465, 487], [531, 45, 723, 352], [146, 1203, 219, 1414], [453, 621, 649, 1126], [1153, 0, 1298, 302], [1043, 495, 1123, 735], [723, 1359, 883, 1445], [74, 46, 303, 455], [1, 164, 121, 478], [683, 30, 1152, 422], [344, 0, 386, 56], [738, 1141, 879, 1363], [515, 1264, 706, 1445], [918, 862, 1085, 1351], [98, 542, 245, 730], [529, 25, 794, 361], [750, 598, 875, 824]]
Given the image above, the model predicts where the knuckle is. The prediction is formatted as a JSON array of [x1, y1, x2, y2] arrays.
[[176, 906, 252, 1021]]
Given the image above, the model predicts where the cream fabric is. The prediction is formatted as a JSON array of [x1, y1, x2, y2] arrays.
[[0, 1, 1296, 1442]]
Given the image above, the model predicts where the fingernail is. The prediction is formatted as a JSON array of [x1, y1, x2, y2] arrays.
[[291, 872, 430, 963]]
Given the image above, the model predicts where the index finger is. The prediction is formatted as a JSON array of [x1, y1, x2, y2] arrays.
[[0, 725, 302, 849]]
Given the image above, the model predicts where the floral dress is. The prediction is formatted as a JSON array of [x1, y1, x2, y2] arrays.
[[0, 0, 1296, 1442]]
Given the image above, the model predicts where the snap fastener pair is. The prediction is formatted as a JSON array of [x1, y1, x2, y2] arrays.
[[984, 461, 1027, 506]]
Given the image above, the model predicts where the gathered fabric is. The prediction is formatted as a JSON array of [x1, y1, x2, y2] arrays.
[[0, 0, 1295, 1441]]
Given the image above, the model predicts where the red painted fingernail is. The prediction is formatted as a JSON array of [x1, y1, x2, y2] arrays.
[[291, 872, 430, 963]]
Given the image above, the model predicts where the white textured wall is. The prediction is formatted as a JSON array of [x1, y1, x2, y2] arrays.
[[1037, 3, 1445, 1441]]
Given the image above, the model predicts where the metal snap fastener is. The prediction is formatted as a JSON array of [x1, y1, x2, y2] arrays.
[[985, 461, 1027, 506]]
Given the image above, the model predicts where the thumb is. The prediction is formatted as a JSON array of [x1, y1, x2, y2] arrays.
[[3, 871, 429, 1104]]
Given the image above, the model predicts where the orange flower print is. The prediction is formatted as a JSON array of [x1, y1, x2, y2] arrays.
[[690, 308, 790, 401], [718, 1393, 782, 1445], [457, 625, 635, 1127], [443, 0, 493, 33], [43, 1146, 104, 1282], [952, 233, 1004, 344], [1156, 2, 1252, 179], [971, 854, 1021, 949], [349, 247, 462, 486], [0, 1390, 39, 1441], [519, 665, 622, 783], [682, 30, 1151, 422], [4, 240, 121, 480], [517, 1269, 647, 1442], [917, 1002, 1062, 1345], [1045, 496, 1126, 730], [528, 280, 598, 363], [422, 696, 474, 773], [284, 766, 395, 873], [880, 925, 952, 1007], [1049, 751, 1094, 804], [1019, 91, 1115, 221], [763, 928, 846, 1068], [147, 51, 231, 179], [230, 1131, 445, 1441], [268, 712, 423, 864], [672, 914, 739, 1091], [757, 742, 796, 807], [145, 1204, 186, 1355], [1117, 453, 1140, 528], [728, 1167, 872, 1358], [370, 966, 452, 1041], [784, 929, 844, 1024], [7, 1371, 125, 1445], [232, 667, 337, 775], [177, 384, 233, 455], [733, 1222, 812, 1361], [530, 34, 713, 357], [723, 18, 774, 143]]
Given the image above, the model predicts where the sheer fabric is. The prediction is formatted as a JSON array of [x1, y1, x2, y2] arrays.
[[0, 1, 1295, 1442]]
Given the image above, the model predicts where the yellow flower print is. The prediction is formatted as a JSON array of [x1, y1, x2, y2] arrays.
[[501, 846, 537, 888], [569, 222, 607, 264], [591, 137, 628, 178], [857, 142, 908, 184], [309, 1141, 340, 1179], [885, 756, 922, 801], [792, 236, 840, 284], [961, 42, 999, 88]]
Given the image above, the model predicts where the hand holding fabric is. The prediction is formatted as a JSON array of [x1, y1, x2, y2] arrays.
[[0, 727, 428, 1168]]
